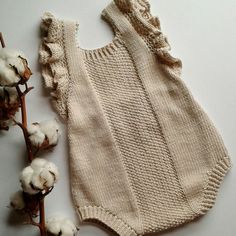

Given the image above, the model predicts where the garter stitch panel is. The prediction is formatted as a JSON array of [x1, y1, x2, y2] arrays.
[[39, 1, 232, 235]]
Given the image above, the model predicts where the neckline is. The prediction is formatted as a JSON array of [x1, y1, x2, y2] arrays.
[[73, 2, 124, 60], [79, 35, 124, 60]]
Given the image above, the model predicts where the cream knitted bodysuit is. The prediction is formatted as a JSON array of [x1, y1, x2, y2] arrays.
[[39, 0, 232, 235]]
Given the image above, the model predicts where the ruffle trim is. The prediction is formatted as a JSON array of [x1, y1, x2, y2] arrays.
[[114, 0, 182, 79], [39, 12, 70, 121]]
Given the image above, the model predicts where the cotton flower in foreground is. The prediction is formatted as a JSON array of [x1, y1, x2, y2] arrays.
[[0, 48, 32, 86], [20, 158, 59, 195], [46, 215, 79, 236], [27, 119, 61, 149], [9, 190, 25, 210]]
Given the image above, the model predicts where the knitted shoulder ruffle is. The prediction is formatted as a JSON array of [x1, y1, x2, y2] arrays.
[[39, 12, 70, 121], [115, 0, 182, 79]]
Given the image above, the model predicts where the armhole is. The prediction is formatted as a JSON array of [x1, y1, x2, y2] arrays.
[[39, 12, 70, 122], [113, 0, 182, 80]]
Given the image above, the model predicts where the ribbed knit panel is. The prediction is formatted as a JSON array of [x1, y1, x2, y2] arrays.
[[83, 44, 196, 234]]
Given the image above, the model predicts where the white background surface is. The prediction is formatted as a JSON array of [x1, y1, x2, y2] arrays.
[[0, 0, 235, 235]]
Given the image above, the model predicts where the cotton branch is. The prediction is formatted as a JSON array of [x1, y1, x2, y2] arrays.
[[0, 32, 47, 236]]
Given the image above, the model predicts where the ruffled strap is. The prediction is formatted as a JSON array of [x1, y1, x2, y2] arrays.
[[114, 0, 182, 79], [39, 12, 70, 121]]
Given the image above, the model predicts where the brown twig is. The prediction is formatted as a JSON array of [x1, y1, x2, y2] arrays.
[[1, 33, 47, 236], [39, 199, 46, 235], [15, 85, 34, 162]]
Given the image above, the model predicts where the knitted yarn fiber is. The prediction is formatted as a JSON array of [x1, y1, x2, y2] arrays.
[[39, 0, 231, 235]]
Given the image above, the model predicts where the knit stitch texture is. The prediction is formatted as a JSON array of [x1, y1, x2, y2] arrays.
[[39, 0, 232, 235]]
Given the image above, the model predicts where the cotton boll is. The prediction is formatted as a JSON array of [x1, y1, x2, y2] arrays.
[[39, 119, 61, 146], [19, 166, 40, 195], [20, 159, 59, 194], [31, 158, 58, 189], [46, 215, 79, 236], [10, 190, 25, 210], [27, 120, 60, 149]]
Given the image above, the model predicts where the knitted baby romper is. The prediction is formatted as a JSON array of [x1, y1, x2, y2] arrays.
[[39, 0, 232, 235]]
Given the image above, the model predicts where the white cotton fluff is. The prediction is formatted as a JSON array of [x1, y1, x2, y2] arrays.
[[27, 123, 46, 148], [19, 166, 39, 195], [20, 158, 59, 195], [0, 48, 26, 86], [10, 190, 25, 210], [27, 119, 61, 148], [0, 59, 20, 86], [39, 119, 61, 146], [41, 161, 59, 185], [46, 215, 78, 236], [0, 48, 25, 62], [31, 157, 48, 170]]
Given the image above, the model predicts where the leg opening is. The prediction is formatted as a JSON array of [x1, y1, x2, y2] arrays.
[[77, 205, 138, 236]]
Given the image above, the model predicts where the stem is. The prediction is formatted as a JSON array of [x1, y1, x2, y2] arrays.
[[39, 199, 47, 236], [16, 85, 34, 162]]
